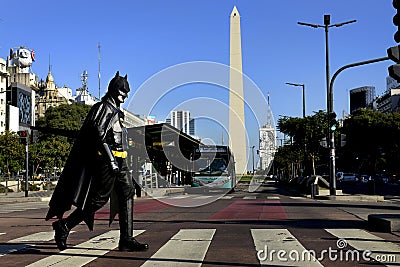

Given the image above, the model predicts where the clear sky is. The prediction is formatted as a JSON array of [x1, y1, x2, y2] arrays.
[[0, 0, 395, 168]]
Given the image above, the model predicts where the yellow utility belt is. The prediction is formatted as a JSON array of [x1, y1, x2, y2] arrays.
[[98, 150, 127, 158], [112, 150, 127, 158]]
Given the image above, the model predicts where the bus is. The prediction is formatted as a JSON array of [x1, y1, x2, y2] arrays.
[[191, 145, 236, 190]]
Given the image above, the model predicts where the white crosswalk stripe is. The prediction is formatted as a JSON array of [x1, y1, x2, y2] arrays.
[[0, 231, 76, 257], [8, 231, 58, 243], [1, 231, 54, 257], [26, 230, 145, 267], [141, 229, 215, 267], [251, 229, 323, 266], [326, 229, 400, 266], [1, 228, 398, 266], [290, 196, 307, 199]]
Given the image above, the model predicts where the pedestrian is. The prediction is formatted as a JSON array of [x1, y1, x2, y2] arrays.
[[45, 71, 149, 252]]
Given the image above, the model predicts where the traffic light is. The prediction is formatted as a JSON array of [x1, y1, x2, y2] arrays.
[[328, 112, 337, 131], [17, 130, 28, 144], [394, 0, 400, 42], [388, 45, 400, 82], [31, 129, 39, 143], [389, 1, 400, 81], [340, 133, 346, 147]]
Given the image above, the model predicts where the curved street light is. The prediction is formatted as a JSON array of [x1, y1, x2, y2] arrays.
[[298, 15, 356, 196]]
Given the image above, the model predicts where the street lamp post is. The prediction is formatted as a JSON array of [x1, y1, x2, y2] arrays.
[[286, 82, 306, 176], [251, 146, 255, 174], [298, 15, 356, 196], [285, 82, 305, 118]]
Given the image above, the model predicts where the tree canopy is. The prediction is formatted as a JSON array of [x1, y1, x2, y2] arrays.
[[274, 108, 400, 179], [0, 103, 92, 177]]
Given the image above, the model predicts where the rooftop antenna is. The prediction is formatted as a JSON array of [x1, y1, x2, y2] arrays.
[[80, 70, 88, 94], [98, 42, 101, 99]]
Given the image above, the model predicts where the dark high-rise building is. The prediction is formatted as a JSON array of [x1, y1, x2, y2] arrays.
[[349, 86, 375, 114]]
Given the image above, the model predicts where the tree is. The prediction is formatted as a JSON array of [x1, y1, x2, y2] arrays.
[[31, 103, 92, 177], [275, 110, 329, 177], [36, 103, 91, 142], [0, 131, 24, 175], [338, 108, 400, 176]]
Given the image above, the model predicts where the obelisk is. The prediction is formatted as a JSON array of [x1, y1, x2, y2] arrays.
[[229, 6, 247, 175]]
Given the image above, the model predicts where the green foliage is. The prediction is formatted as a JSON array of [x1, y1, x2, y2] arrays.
[[276, 108, 400, 178], [0, 131, 24, 174], [0, 103, 92, 177], [276, 110, 329, 176], [31, 103, 91, 175], [338, 108, 400, 175], [36, 103, 91, 142], [0, 183, 14, 193]]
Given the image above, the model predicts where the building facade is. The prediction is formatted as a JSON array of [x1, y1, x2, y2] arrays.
[[35, 70, 72, 118], [168, 110, 195, 136], [0, 58, 8, 134], [375, 88, 400, 114], [349, 86, 375, 114], [259, 124, 276, 173]]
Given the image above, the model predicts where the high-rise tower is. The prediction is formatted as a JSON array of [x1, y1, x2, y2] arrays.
[[229, 6, 247, 174]]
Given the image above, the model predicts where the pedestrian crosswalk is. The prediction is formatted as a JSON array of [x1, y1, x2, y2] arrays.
[[1, 227, 399, 266]]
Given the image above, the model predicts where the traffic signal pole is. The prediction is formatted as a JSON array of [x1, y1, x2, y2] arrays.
[[24, 141, 29, 197], [329, 56, 389, 195]]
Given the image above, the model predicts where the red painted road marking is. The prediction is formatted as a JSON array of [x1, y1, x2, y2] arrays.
[[209, 200, 288, 220], [94, 199, 172, 220]]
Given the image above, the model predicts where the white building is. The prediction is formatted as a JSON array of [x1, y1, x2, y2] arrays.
[[0, 58, 8, 134], [167, 110, 195, 136], [259, 124, 276, 173]]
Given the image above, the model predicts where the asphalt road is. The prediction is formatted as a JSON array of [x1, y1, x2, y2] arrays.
[[0, 182, 399, 266]]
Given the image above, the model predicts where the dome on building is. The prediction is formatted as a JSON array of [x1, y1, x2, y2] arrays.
[[46, 71, 54, 83]]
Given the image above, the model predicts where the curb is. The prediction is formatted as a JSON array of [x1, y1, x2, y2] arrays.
[[315, 194, 385, 202], [0, 196, 51, 203]]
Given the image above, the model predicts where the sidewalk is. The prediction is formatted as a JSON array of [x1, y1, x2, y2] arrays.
[[0, 190, 53, 203]]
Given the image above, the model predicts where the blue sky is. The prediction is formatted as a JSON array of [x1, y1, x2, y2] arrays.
[[0, 1, 395, 168]]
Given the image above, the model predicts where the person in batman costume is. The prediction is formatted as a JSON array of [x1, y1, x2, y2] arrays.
[[45, 71, 149, 252]]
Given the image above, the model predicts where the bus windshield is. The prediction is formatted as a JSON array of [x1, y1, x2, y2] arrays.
[[195, 157, 227, 176]]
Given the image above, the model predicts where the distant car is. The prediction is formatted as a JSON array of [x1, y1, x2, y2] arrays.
[[336, 172, 344, 182], [359, 174, 370, 183], [341, 173, 357, 183], [374, 174, 389, 184]]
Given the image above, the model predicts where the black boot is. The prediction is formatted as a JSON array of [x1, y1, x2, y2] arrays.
[[52, 219, 69, 251], [119, 237, 149, 252], [53, 209, 84, 251], [118, 197, 149, 251]]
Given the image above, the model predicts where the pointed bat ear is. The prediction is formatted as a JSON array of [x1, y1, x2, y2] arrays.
[[124, 74, 128, 80], [115, 71, 120, 77]]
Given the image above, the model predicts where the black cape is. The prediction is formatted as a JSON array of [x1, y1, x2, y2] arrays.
[[45, 97, 122, 230]]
